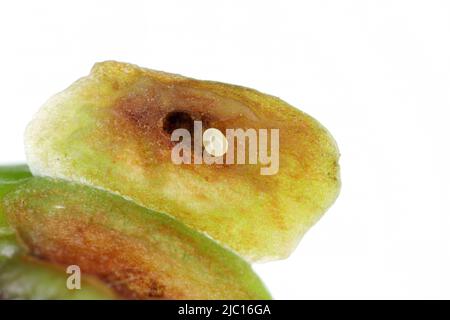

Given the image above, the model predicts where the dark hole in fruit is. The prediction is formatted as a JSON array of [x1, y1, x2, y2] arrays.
[[162, 111, 194, 135]]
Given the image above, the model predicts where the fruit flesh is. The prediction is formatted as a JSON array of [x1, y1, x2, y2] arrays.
[[0, 164, 32, 182], [0, 165, 116, 299], [2, 177, 271, 300], [0, 165, 32, 263], [25, 61, 341, 261], [0, 256, 117, 300]]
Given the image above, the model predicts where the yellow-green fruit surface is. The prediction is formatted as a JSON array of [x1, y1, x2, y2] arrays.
[[25, 61, 340, 261]]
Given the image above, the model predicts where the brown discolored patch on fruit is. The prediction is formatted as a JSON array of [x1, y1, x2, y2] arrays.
[[112, 83, 213, 142], [98, 77, 288, 238], [10, 214, 184, 299], [3, 178, 271, 300], [108, 82, 241, 168]]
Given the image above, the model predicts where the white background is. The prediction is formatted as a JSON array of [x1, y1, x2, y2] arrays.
[[1, 0, 449, 299]]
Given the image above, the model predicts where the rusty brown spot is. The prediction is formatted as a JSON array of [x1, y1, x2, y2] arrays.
[[106, 82, 221, 167], [110, 81, 218, 142], [12, 216, 183, 300]]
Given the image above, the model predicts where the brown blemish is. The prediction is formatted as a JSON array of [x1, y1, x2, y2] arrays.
[[4, 180, 265, 299], [101, 75, 281, 201], [110, 83, 214, 152], [108, 82, 222, 167], [12, 216, 181, 299]]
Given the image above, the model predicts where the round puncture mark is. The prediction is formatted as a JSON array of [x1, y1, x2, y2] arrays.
[[163, 111, 194, 135]]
